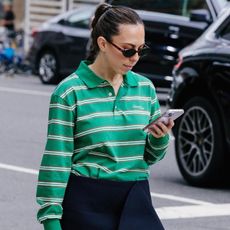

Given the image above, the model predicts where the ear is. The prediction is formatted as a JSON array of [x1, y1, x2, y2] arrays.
[[97, 36, 107, 52]]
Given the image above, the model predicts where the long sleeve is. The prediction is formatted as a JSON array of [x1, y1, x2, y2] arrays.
[[144, 133, 169, 165], [43, 219, 62, 230], [36, 94, 75, 226], [144, 83, 169, 165]]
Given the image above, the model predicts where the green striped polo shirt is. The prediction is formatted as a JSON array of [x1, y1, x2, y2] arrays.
[[36, 60, 169, 227]]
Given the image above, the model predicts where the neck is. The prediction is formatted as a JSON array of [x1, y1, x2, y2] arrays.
[[89, 56, 123, 87]]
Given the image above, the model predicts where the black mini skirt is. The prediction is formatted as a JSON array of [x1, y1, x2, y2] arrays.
[[60, 174, 164, 230]]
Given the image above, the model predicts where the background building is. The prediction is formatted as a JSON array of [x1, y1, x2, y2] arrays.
[[2, 0, 102, 51], [13, 0, 25, 30]]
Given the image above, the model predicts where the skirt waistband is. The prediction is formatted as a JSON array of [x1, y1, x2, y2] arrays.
[[70, 173, 148, 187]]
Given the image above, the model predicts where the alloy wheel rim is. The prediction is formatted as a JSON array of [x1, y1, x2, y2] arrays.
[[39, 54, 56, 82], [178, 106, 214, 176]]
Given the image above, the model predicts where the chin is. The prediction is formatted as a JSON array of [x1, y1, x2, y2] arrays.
[[120, 70, 128, 75], [120, 66, 130, 74]]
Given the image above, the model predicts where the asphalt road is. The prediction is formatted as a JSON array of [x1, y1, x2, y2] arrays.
[[0, 74, 230, 230]]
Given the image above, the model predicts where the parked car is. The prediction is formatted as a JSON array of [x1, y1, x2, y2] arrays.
[[106, 0, 229, 89], [168, 5, 230, 187], [27, 6, 95, 84]]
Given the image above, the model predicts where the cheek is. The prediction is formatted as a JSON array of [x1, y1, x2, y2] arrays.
[[112, 58, 126, 73], [105, 51, 129, 74], [107, 52, 123, 67]]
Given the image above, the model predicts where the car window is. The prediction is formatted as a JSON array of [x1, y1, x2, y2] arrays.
[[65, 13, 90, 29], [219, 0, 229, 9], [109, 0, 208, 17], [219, 21, 230, 40], [58, 11, 92, 29], [184, 0, 209, 17]]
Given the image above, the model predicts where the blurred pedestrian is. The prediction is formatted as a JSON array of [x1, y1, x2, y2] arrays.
[[36, 3, 174, 230], [1, 1, 15, 39]]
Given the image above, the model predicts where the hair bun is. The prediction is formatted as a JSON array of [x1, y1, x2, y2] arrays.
[[91, 3, 112, 29]]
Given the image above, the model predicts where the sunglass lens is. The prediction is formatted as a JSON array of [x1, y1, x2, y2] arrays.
[[123, 49, 137, 58], [138, 47, 150, 57], [123, 47, 150, 57]]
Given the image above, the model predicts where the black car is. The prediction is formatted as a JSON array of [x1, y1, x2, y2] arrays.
[[27, 6, 95, 84], [168, 5, 230, 187], [106, 0, 229, 89]]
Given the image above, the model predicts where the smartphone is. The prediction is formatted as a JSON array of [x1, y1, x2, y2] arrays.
[[143, 109, 184, 132]]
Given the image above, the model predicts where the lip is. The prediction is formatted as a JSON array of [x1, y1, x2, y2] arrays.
[[123, 64, 134, 70]]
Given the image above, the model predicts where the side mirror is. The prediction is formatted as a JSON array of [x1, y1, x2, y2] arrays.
[[190, 9, 212, 24]]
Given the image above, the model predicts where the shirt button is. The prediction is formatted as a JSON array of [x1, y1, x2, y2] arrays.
[[108, 92, 112, 96]]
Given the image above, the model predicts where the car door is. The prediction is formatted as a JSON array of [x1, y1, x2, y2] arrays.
[[209, 17, 230, 138], [138, 0, 213, 88], [57, 10, 92, 73]]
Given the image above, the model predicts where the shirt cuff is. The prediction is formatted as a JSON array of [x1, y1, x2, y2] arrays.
[[43, 219, 62, 230], [148, 133, 169, 146]]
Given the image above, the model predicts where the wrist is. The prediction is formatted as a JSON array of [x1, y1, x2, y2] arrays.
[[149, 132, 169, 145]]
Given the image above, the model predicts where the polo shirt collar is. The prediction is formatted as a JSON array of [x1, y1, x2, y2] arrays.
[[124, 70, 138, 87], [75, 61, 105, 88], [75, 60, 138, 88]]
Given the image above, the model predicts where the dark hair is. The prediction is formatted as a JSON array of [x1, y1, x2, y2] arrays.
[[86, 3, 144, 62]]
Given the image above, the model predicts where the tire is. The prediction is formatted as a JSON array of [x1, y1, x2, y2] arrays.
[[0, 60, 6, 74], [175, 97, 225, 187], [38, 50, 59, 84]]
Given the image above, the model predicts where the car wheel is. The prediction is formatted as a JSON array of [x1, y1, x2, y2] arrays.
[[175, 97, 225, 187], [0, 60, 6, 74], [38, 51, 59, 84]]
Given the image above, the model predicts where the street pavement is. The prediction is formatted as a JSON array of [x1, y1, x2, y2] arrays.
[[0, 74, 230, 230]]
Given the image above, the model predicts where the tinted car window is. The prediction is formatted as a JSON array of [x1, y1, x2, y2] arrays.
[[185, 0, 209, 17], [110, 0, 181, 14], [109, 0, 208, 17], [219, 20, 230, 40]]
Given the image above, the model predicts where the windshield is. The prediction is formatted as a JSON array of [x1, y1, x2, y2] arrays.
[[219, 0, 229, 8]]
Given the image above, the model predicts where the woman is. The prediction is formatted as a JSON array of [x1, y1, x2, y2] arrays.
[[36, 3, 174, 230]]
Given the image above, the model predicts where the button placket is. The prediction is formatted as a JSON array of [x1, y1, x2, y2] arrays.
[[113, 85, 127, 114]]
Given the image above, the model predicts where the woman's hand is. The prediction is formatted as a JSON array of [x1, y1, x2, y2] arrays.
[[147, 119, 174, 138]]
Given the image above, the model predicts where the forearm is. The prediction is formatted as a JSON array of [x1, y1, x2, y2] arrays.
[[144, 133, 169, 164]]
